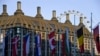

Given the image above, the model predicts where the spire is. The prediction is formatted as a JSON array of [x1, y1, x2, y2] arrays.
[[51, 10, 58, 22], [35, 6, 43, 19], [14, 1, 24, 15], [1, 4, 8, 16]]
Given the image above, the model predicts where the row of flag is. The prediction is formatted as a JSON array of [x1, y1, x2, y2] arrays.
[[3, 32, 30, 56], [1, 27, 85, 56], [1, 24, 100, 56]]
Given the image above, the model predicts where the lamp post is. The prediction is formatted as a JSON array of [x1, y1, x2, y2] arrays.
[[90, 12, 94, 56], [85, 13, 94, 56], [57, 16, 62, 56]]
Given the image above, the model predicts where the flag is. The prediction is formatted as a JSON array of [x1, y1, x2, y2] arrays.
[[77, 27, 84, 53], [65, 28, 70, 55], [62, 33, 66, 56], [35, 33, 41, 56], [4, 29, 12, 56], [48, 30, 56, 56], [23, 33, 30, 56], [0, 33, 5, 56], [12, 36, 19, 56], [4, 34, 8, 56], [62, 28, 70, 56], [93, 25, 100, 53]]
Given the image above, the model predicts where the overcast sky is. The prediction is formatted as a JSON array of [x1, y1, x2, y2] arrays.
[[0, 0, 100, 29]]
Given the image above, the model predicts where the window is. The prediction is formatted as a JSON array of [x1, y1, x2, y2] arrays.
[[37, 26, 40, 29], [42, 27, 44, 30], [0, 33, 3, 43], [17, 28, 20, 33], [42, 32, 45, 38], [50, 24, 55, 28]]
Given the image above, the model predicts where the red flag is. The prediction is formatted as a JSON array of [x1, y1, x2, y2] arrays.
[[93, 25, 100, 53], [62, 33, 66, 56], [12, 36, 19, 56], [48, 30, 56, 56]]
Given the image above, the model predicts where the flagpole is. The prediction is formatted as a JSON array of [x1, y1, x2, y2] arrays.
[[73, 14, 76, 56], [21, 27, 23, 56], [58, 16, 61, 56], [32, 30, 35, 56], [8, 28, 12, 56], [58, 29, 61, 56], [45, 27, 48, 56], [0, 28, 2, 56], [10, 28, 12, 56], [90, 12, 94, 56], [12, 28, 15, 55], [57, 32, 58, 56]]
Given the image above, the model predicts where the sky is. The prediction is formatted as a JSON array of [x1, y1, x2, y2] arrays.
[[0, 0, 100, 30]]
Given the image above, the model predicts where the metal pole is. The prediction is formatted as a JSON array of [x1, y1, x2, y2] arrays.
[[9, 28, 12, 56], [45, 28, 48, 56], [8, 28, 12, 56], [21, 27, 23, 56], [73, 15, 76, 56], [32, 30, 34, 56], [58, 29, 61, 56], [58, 16, 61, 56], [0, 28, 2, 56], [90, 13, 94, 56]]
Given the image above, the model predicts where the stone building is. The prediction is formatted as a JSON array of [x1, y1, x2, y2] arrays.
[[0, 1, 94, 56]]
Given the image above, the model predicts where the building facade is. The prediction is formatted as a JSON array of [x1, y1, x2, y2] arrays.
[[0, 1, 97, 56]]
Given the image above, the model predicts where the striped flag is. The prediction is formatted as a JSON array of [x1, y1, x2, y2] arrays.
[[35, 33, 41, 56], [11, 36, 19, 56], [23, 33, 30, 56], [48, 30, 56, 56], [77, 27, 84, 53], [65, 28, 70, 55], [62, 28, 70, 56], [93, 25, 100, 53]]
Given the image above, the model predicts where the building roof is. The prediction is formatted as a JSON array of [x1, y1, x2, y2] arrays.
[[0, 1, 90, 35]]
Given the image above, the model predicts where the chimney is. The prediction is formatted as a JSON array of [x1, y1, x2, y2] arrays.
[[66, 13, 70, 20], [1, 4, 8, 16], [52, 10, 56, 18], [3, 5, 7, 13], [37, 7, 41, 14], [51, 10, 58, 22], [14, 1, 24, 15], [35, 6, 43, 18], [80, 17, 83, 23], [17, 1, 21, 10]]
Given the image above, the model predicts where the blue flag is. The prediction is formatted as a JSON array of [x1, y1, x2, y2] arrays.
[[23, 33, 30, 56], [35, 34, 41, 56], [4, 29, 12, 56]]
